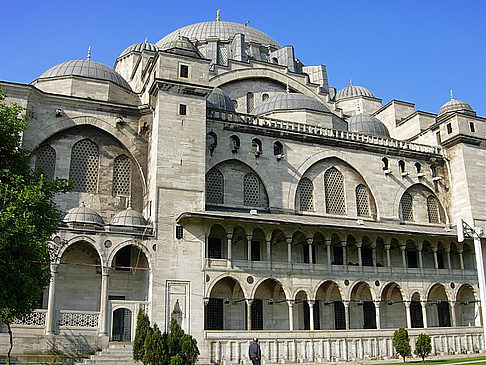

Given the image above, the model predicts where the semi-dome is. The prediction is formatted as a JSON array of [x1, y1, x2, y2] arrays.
[[252, 93, 330, 115], [38, 59, 131, 90], [159, 36, 202, 58], [438, 91, 474, 116], [335, 81, 374, 101], [348, 114, 390, 138], [62, 203, 104, 227], [156, 21, 281, 49], [110, 207, 148, 227], [207, 87, 235, 111], [119, 39, 158, 58]]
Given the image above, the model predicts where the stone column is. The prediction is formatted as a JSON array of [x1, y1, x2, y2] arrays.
[[227, 233, 233, 268], [374, 302, 381, 329], [417, 242, 424, 274], [445, 248, 452, 273], [421, 301, 428, 328], [458, 249, 465, 271], [46, 263, 59, 335], [451, 302, 457, 327], [99, 266, 110, 336], [371, 243, 377, 273], [288, 300, 294, 331], [356, 241, 363, 271], [307, 238, 314, 271], [405, 302, 412, 329], [205, 234, 210, 267], [266, 239, 271, 270], [341, 240, 348, 271], [432, 246, 439, 271], [344, 301, 350, 330], [384, 243, 391, 268], [309, 300, 315, 331], [325, 239, 332, 270], [287, 237, 293, 271], [400, 243, 407, 271], [246, 299, 253, 331], [247, 234, 252, 262]]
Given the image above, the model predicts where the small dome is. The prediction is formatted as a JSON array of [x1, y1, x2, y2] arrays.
[[348, 114, 390, 138], [252, 93, 330, 115], [110, 207, 148, 227], [335, 82, 374, 101], [157, 21, 280, 49], [38, 60, 131, 90], [159, 36, 202, 58], [119, 39, 157, 58], [438, 91, 474, 116], [207, 88, 235, 111], [63, 203, 104, 227]]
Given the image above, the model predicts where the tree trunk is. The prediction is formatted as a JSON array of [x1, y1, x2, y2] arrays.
[[6, 321, 13, 365]]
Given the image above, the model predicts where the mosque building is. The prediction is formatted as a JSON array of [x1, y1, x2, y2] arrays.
[[1, 12, 485, 363]]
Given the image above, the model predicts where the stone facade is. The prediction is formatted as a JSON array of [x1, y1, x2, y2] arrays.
[[1, 18, 485, 363]]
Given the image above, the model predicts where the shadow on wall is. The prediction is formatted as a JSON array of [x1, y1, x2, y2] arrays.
[[47, 330, 101, 363]]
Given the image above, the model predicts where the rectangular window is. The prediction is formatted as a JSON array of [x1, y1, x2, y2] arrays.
[[179, 104, 187, 115], [407, 250, 418, 268], [176, 225, 183, 239], [208, 237, 222, 259], [469, 121, 475, 133], [334, 301, 346, 329], [446, 123, 452, 134], [179, 64, 189, 78], [250, 299, 263, 330], [205, 298, 223, 330], [251, 241, 261, 261]]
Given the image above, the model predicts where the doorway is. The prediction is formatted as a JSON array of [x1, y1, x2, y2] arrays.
[[112, 308, 132, 341]]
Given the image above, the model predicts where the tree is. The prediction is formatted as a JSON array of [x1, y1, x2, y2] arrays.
[[133, 309, 150, 363], [393, 327, 412, 362], [0, 91, 71, 364], [414, 333, 432, 362], [167, 318, 199, 365]]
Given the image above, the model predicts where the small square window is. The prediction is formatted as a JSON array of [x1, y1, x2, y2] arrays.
[[176, 225, 184, 239], [469, 121, 475, 133], [179, 104, 187, 115], [179, 64, 189, 78], [446, 123, 452, 134]]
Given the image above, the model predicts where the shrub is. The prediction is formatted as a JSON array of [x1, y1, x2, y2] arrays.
[[133, 309, 150, 363], [393, 327, 411, 362], [414, 333, 432, 362]]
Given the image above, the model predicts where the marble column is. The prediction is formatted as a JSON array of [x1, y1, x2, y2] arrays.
[[445, 248, 452, 273], [247, 235, 252, 262], [227, 233, 233, 268], [356, 242, 363, 271], [309, 300, 315, 331], [432, 247, 439, 271], [341, 241, 347, 271], [288, 300, 294, 331], [405, 302, 412, 329], [325, 239, 332, 270], [266, 239, 272, 270], [307, 238, 314, 271], [246, 299, 253, 331], [451, 302, 457, 327], [287, 237, 293, 271], [99, 266, 110, 336], [375, 302, 381, 329], [371, 243, 377, 273], [384, 243, 391, 268], [344, 301, 350, 330], [400, 244, 407, 271], [46, 263, 59, 335], [458, 249, 464, 271], [421, 301, 428, 328]]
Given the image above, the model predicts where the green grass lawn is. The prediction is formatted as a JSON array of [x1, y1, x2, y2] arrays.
[[379, 356, 486, 364]]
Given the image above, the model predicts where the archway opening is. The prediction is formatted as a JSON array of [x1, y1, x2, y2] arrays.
[[350, 282, 375, 329], [427, 284, 451, 327], [380, 283, 406, 328], [410, 292, 424, 328], [294, 290, 310, 330], [206, 277, 245, 330], [315, 281, 344, 330], [253, 279, 288, 330], [456, 284, 477, 327]]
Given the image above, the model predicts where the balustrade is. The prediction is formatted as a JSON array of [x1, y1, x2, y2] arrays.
[[12, 309, 47, 327]]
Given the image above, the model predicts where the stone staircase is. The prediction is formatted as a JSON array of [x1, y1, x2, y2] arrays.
[[76, 342, 137, 365]]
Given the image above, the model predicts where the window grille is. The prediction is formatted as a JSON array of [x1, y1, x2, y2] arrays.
[[260, 50, 268, 62], [427, 195, 440, 223], [176, 225, 184, 240], [247, 92, 254, 113], [334, 301, 345, 329], [205, 298, 223, 330], [400, 192, 413, 221], [113, 154, 131, 197], [298, 178, 314, 211], [218, 46, 228, 66], [324, 167, 346, 215], [206, 169, 224, 204], [179, 64, 189, 78], [35, 145, 56, 180], [250, 299, 263, 330], [69, 138, 99, 193], [244, 173, 260, 206], [355, 184, 370, 216], [410, 301, 424, 328]]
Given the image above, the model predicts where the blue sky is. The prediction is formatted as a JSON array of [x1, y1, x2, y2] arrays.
[[1, 0, 485, 116]]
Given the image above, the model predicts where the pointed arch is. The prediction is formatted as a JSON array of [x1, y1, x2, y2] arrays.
[[69, 138, 99, 193], [35, 144, 56, 180], [324, 167, 346, 215], [297, 177, 314, 211], [206, 168, 224, 204]]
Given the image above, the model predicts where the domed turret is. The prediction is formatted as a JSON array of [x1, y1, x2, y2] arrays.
[[252, 93, 330, 115], [207, 87, 235, 111], [438, 90, 474, 116], [62, 203, 104, 228], [37, 59, 131, 90], [335, 80, 374, 101], [348, 114, 390, 138], [119, 38, 158, 58], [159, 36, 202, 58], [110, 207, 148, 228]]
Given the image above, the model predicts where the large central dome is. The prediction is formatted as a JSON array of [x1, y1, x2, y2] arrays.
[[156, 21, 281, 48]]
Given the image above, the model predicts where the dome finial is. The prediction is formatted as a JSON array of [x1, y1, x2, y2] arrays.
[[216, 9, 220, 22], [350, 79, 353, 86], [450, 89, 454, 100], [144, 37, 148, 44], [87, 46, 91, 60]]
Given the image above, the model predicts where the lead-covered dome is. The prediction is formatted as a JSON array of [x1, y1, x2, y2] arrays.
[[159, 36, 202, 58], [119, 39, 158, 58], [207, 87, 235, 111], [252, 93, 330, 115], [336, 82, 374, 101], [38, 60, 131, 90], [348, 114, 390, 138], [156, 21, 281, 48], [438, 91, 474, 116], [110, 207, 148, 228], [62, 203, 104, 227]]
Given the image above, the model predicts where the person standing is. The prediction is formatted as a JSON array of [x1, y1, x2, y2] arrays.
[[249, 337, 261, 365]]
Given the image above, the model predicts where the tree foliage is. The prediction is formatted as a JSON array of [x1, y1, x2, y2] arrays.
[[0, 90, 71, 363], [133, 309, 150, 363], [414, 333, 432, 362], [393, 327, 412, 362]]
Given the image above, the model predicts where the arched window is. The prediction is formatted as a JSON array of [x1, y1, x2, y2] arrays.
[[244, 173, 260, 206], [272, 57, 279, 64], [262, 93, 269, 101], [398, 160, 406, 174], [355, 184, 370, 217], [112, 154, 131, 197], [69, 138, 99, 193], [400, 192, 414, 221], [252, 138, 262, 157], [259, 50, 268, 62], [382, 157, 389, 170], [207, 132, 217, 154], [206, 169, 224, 204], [427, 196, 440, 223], [273, 141, 283, 156], [324, 167, 346, 215], [415, 162, 422, 173], [246, 92, 254, 113], [298, 177, 314, 211], [35, 145, 56, 181], [230, 135, 240, 153]]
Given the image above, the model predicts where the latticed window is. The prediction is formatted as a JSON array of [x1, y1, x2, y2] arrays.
[[218, 46, 228, 66], [260, 50, 268, 62], [206, 169, 224, 204], [69, 139, 99, 193], [427, 195, 440, 223], [247, 92, 254, 113], [244, 173, 260, 206], [298, 178, 314, 211], [355, 184, 370, 216], [35, 145, 56, 180], [400, 192, 414, 221], [324, 167, 346, 215], [112, 154, 131, 196]]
